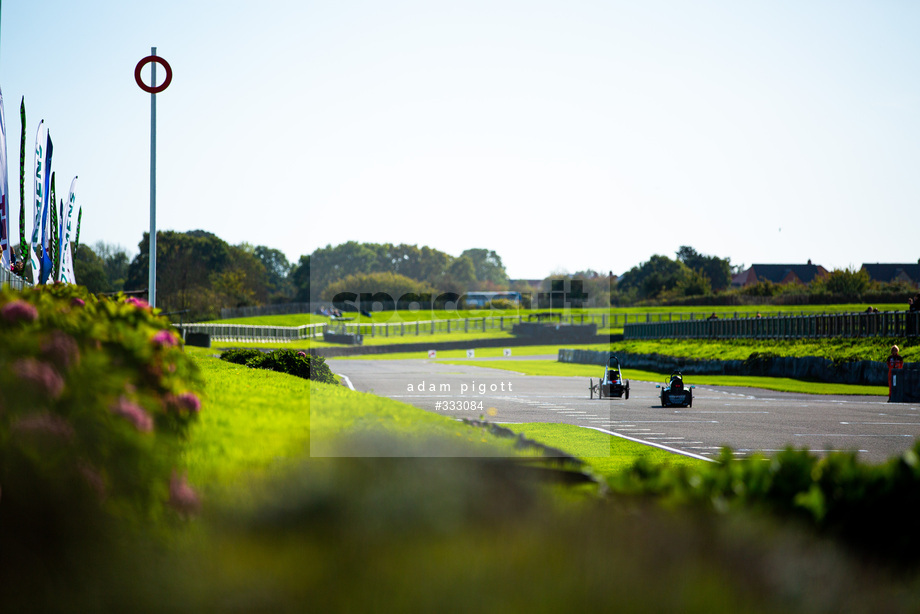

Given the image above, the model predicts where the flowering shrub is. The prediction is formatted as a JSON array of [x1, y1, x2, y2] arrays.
[[0, 285, 205, 554], [220, 348, 337, 385]]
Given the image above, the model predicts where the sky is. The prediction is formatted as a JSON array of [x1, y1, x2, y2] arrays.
[[1, 0, 919, 280]]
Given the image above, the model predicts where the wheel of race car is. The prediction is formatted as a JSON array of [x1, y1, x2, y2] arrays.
[[589, 378, 594, 399], [625, 387, 629, 400]]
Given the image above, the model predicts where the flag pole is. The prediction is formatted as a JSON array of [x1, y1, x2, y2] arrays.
[[135, 48, 170, 307], [148, 46, 157, 308]]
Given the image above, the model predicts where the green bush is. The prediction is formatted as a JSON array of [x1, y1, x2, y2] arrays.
[[611, 442, 920, 565], [220, 348, 337, 385], [219, 348, 264, 365], [0, 285, 204, 561]]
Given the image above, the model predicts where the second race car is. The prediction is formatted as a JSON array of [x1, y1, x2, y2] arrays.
[[656, 371, 694, 407]]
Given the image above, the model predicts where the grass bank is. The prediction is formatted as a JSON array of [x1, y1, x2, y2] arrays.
[[609, 337, 919, 363], [182, 348, 540, 495], [439, 358, 888, 396]]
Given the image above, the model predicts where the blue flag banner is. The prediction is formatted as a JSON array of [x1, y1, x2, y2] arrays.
[[29, 120, 45, 284], [39, 134, 53, 284], [0, 87, 10, 271]]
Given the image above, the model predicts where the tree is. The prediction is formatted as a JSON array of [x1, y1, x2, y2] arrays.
[[309, 241, 380, 299], [415, 246, 453, 287], [322, 272, 439, 311], [811, 268, 871, 297], [676, 246, 732, 292], [676, 268, 713, 297], [254, 245, 294, 300], [125, 230, 268, 319], [291, 255, 310, 302], [91, 241, 130, 292], [460, 248, 509, 287], [447, 255, 477, 286], [73, 244, 110, 294], [617, 254, 692, 301], [226, 243, 270, 306], [539, 271, 611, 308]]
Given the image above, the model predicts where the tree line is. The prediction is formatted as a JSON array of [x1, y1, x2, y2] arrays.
[[62, 233, 915, 320], [70, 233, 531, 320]]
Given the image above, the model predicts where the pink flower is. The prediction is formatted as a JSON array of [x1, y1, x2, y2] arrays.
[[77, 462, 106, 499], [110, 397, 154, 432], [165, 392, 202, 415], [125, 297, 150, 309], [71, 297, 85, 307], [152, 329, 179, 348], [41, 331, 80, 370], [177, 392, 201, 414], [168, 472, 201, 514], [11, 412, 75, 442], [1, 300, 39, 324], [297, 351, 307, 357], [13, 358, 65, 399]]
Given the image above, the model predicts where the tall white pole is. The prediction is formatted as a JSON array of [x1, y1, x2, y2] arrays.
[[148, 46, 157, 308]]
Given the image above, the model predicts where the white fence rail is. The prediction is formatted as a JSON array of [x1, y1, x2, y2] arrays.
[[0, 269, 31, 291], [179, 323, 325, 342]]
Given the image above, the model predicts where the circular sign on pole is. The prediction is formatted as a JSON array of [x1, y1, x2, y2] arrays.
[[134, 55, 172, 94]]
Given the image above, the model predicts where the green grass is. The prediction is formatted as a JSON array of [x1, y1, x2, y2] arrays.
[[329, 343, 608, 360], [610, 337, 919, 362], [181, 348, 726, 493], [209, 330, 522, 351], [207, 303, 905, 327], [511, 422, 707, 480], [181, 348, 549, 497], [439, 358, 889, 396]]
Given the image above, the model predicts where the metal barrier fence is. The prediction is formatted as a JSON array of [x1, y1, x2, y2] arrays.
[[184, 310, 917, 343], [186, 314, 609, 343], [0, 269, 31, 291], [340, 316, 524, 337], [624, 311, 920, 340], [179, 323, 325, 342]]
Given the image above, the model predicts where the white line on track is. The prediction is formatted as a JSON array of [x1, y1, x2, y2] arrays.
[[795, 433, 914, 438], [624, 420, 720, 424], [337, 374, 355, 391], [583, 426, 714, 462], [840, 421, 920, 425], [675, 411, 769, 414], [742, 449, 870, 453]]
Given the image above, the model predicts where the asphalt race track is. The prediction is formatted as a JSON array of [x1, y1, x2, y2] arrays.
[[327, 357, 920, 464]]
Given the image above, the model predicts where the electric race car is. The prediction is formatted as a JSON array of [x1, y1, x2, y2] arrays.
[[589, 354, 630, 400], [657, 371, 694, 407]]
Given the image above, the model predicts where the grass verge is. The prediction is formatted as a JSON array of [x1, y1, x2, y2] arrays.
[[508, 422, 708, 480], [182, 348, 550, 497], [439, 358, 889, 396]]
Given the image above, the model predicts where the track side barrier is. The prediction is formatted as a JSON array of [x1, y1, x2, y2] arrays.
[[624, 311, 920, 341]]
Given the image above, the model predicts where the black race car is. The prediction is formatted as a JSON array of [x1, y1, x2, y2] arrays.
[[656, 371, 694, 407], [589, 354, 630, 400]]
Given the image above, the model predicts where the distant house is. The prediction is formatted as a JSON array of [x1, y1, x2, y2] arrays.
[[732, 261, 829, 288], [860, 261, 920, 287]]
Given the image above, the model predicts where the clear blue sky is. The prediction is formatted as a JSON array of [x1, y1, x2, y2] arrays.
[[2, 1, 918, 279]]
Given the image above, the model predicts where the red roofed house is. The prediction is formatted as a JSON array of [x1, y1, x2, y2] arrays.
[[731, 260, 829, 288], [860, 261, 920, 288]]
